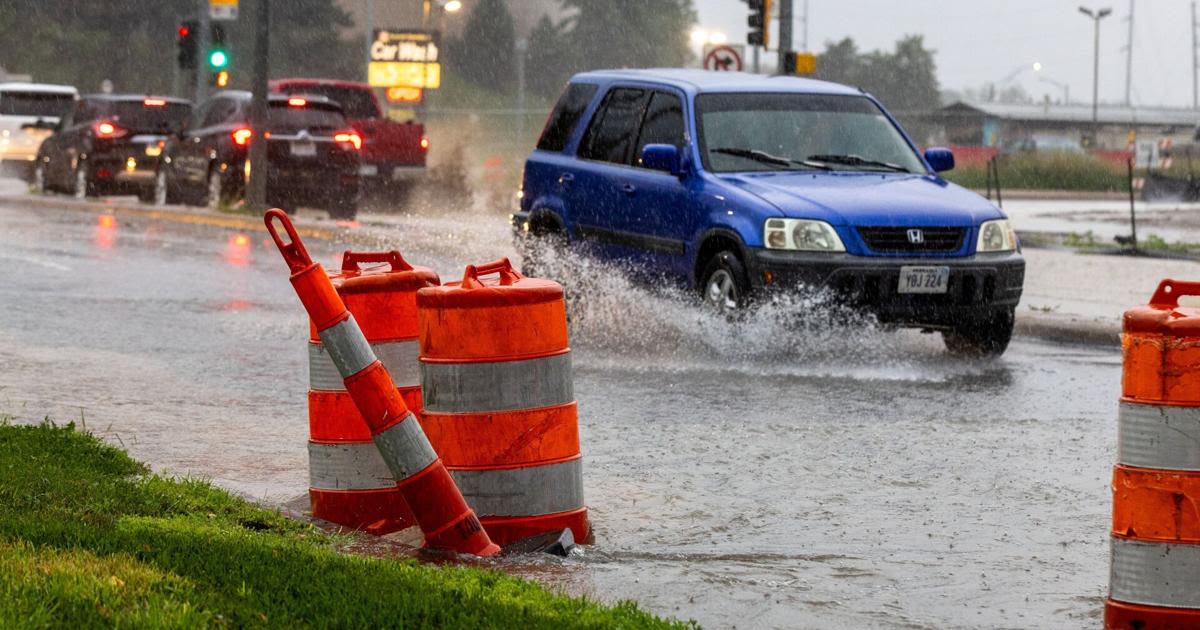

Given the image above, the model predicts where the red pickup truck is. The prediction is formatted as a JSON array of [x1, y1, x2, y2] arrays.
[[270, 78, 427, 199]]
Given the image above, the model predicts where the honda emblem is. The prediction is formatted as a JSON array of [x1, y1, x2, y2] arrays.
[[906, 229, 924, 244]]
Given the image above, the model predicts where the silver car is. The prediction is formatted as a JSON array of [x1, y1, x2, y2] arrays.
[[0, 82, 78, 179]]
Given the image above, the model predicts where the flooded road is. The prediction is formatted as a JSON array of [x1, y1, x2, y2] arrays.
[[0, 196, 1115, 629]]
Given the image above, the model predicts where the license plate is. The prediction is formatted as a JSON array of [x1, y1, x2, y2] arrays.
[[144, 144, 162, 157], [898, 266, 950, 294], [290, 141, 316, 157]]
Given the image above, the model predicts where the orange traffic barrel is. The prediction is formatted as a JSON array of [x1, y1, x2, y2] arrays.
[[416, 258, 589, 546], [266, 209, 499, 556], [1107, 279, 1200, 628], [306, 250, 439, 534]]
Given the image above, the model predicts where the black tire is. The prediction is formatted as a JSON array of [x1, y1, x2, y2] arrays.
[[149, 167, 175, 206], [699, 250, 751, 312], [72, 161, 93, 199], [205, 167, 225, 210], [31, 161, 46, 194], [942, 307, 1015, 358]]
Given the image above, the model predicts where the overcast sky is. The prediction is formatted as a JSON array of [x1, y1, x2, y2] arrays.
[[693, 0, 1195, 109]]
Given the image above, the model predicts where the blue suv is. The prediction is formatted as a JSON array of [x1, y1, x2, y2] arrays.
[[513, 69, 1024, 356]]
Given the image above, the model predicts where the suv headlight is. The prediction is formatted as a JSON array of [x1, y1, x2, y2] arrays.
[[976, 219, 1017, 252], [764, 218, 845, 252]]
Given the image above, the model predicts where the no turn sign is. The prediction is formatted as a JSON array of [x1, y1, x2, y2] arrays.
[[703, 44, 744, 72]]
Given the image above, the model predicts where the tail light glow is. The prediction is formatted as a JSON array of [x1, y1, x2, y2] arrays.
[[143, 98, 167, 107], [92, 121, 126, 138], [287, 97, 307, 107], [232, 127, 252, 146], [333, 131, 362, 150], [420, 135, 430, 150]]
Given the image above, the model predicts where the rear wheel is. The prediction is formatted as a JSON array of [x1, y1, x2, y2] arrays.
[[72, 162, 91, 199], [206, 169, 224, 210], [942, 307, 1015, 358], [31, 162, 45, 193], [699, 250, 751, 313], [151, 167, 170, 205]]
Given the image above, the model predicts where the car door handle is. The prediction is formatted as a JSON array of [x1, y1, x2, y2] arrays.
[[621, 183, 636, 195], [558, 173, 575, 187]]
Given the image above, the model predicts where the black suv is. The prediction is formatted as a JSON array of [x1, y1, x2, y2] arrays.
[[35, 94, 191, 201], [158, 91, 361, 219]]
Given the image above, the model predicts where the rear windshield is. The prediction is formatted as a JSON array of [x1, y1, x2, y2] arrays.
[[103, 101, 191, 132], [275, 86, 378, 118], [0, 91, 75, 118], [267, 104, 347, 133]]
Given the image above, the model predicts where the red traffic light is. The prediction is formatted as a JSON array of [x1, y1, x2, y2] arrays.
[[178, 25, 190, 38]]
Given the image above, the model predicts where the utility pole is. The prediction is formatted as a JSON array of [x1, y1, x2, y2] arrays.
[[752, 46, 760, 74], [1079, 6, 1113, 126], [1193, 1, 1198, 110], [247, 0, 270, 211], [195, 0, 211, 102], [365, 0, 374, 83], [515, 38, 527, 146], [777, 0, 793, 73], [1124, 0, 1133, 107], [800, 0, 809, 51]]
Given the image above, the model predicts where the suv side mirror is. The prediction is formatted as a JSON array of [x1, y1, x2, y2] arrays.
[[641, 144, 683, 176], [20, 118, 54, 131], [924, 147, 955, 173]]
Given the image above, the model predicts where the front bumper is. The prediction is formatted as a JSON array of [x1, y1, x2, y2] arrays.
[[746, 248, 1025, 327]]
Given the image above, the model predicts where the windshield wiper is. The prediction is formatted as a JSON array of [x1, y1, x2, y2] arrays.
[[805, 154, 912, 173], [710, 147, 831, 170]]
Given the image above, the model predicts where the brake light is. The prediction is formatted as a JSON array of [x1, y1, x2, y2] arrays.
[[143, 98, 167, 107], [92, 121, 126, 138], [232, 127, 252, 146], [287, 97, 307, 107], [333, 131, 362, 150], [420, 135, 430, 150]]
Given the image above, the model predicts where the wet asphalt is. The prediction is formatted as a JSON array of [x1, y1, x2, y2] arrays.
[[0, 194, 1118, 629]]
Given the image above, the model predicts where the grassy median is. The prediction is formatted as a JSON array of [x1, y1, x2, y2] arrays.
[[0, 420, 688, 629]]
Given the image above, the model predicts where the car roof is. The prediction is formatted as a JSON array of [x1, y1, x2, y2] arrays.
[[209, 90, 345, 111], [0, 82, 78, 95], [270, 78, 370, 90], [80, 94, 191, 105], [569, 68, 863, 97]]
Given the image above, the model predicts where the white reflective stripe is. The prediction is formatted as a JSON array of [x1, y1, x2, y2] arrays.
[[372, 414, 438, 480], [450, 458, 584, 517], [309, 340, 420, 391], [1110, 537, 1200, 609], [308, 442, 395, 490], [317, 315, 377, 380], [1119, 402, 1200, 471], [421, 352, 573, 413]]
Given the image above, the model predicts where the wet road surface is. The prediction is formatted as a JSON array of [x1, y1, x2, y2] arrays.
[[0, 196, 1117, 629]]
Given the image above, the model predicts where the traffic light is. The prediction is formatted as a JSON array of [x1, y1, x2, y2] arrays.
[[746, 0, 771, 47], [208, 24, 229, 70], [213, 70, 230, 88], [177, 20, 198, 69]]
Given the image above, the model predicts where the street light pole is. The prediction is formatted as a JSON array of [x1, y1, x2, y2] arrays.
[[247, 0, 270, 211], [1079, 6, 1113, 126]]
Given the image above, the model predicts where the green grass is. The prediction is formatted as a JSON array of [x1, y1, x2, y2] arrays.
[[945, 152, 1129, 192], [0, 420, 690, 629]]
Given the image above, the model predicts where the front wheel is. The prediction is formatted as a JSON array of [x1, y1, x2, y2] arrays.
[[699, 250, 751, 313], [942, 308, 1015, 358]]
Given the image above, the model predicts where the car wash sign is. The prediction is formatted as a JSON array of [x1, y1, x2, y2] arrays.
[[369, 30, 441, 89]]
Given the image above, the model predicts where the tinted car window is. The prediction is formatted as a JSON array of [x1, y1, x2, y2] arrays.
[[73, 101, 100, 124], [579, 87, 648, 164], [536, 83, 598, 152], [202, 98, 239, 127], [277, 85, 379, 118], [267, 104, 346, 133], [634, 91, 685, 163], [103, 101, 192, 133], [0, 92, 74, 117]]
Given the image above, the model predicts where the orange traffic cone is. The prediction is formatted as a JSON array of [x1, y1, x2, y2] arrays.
[[265, 209, 498, 557]]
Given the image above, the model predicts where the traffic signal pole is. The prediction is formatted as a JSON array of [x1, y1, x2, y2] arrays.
[[777, 0, 793, 74], [195, 0, 211, 102], [247, 0, 270, 211]]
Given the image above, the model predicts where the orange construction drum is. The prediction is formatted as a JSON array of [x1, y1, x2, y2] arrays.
[[1107, 279, 1200, 629], [416, 258, 589, 546], [306, 250, 439, 534]]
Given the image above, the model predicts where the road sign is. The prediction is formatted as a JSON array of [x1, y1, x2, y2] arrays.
[[209, 0, 238, 21], [783, 51, 818, 75], [369, 30, 441, 88], [703, 44, 744, 72]]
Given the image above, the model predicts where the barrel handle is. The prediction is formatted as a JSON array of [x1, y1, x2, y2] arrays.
[[264, 209, 312, 273], [460, 257, 523, 289], [1149, 279, 1200, 308], [341, 249, 413, 273]]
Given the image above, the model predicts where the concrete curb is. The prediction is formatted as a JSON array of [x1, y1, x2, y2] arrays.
[[1015, 311, 1121, 347]]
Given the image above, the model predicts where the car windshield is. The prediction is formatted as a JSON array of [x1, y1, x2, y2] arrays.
[[696, 93, 926, 174], [0, 91, 75, 117], [276, 86, 379, 118], [267, 103, 346, 133], [105, 101, 191, 132]]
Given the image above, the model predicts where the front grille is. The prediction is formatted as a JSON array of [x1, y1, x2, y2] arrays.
[[856, 227, 965, 253]]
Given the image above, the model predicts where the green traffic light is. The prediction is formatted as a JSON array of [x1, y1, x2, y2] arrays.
[[208, 48, 228, 69]]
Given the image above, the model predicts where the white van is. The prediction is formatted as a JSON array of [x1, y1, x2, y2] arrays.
[[0, 82, 78, 179]]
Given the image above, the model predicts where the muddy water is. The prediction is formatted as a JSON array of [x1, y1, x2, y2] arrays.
[[0, 198, 1117, 628]]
